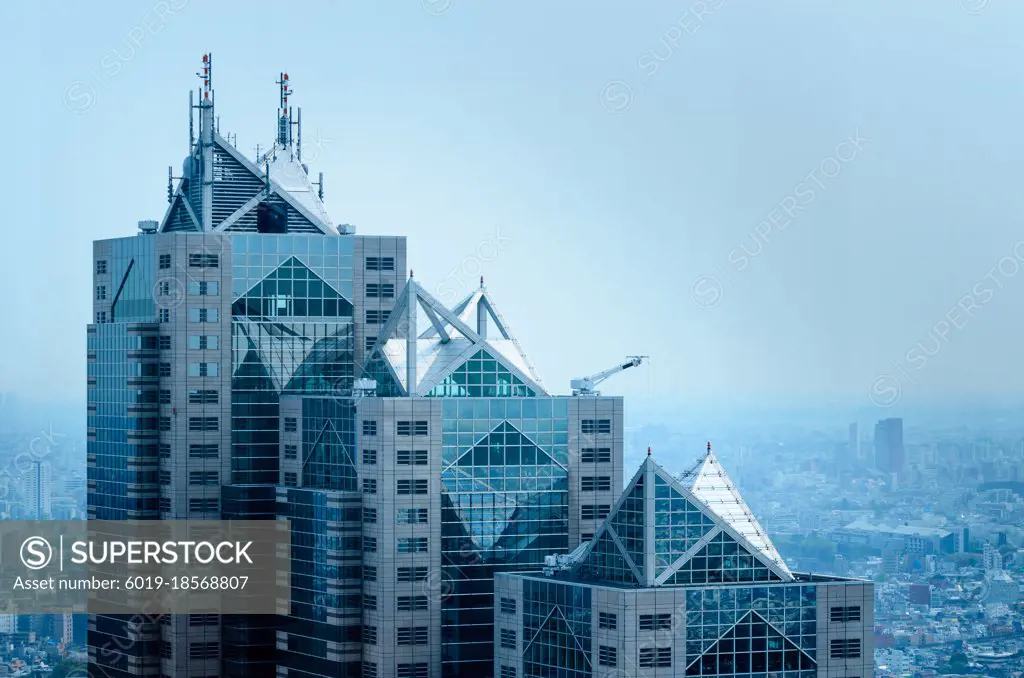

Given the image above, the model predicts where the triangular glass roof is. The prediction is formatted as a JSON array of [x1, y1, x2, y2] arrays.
[[609, 477, 646, 574], [573, 530, 640, 586], [232, 256, 353, 319], [362, 349, 403, 397], [663, 531, 784, 586], [368, 280, 547, 397], [572, 451, 794, 587], [653, 472, 717, 575], [426, 349, 536, 398], [454, 421, 560, 469], [676, 450, 792, 579]]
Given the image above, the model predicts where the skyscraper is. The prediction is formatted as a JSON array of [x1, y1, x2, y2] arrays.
[[340, 280, 623, 678], [495, 447, 874, 677], [88, 55, 405, 678], [87, 56, 623, 678], [847, 422, 858, 459], [873, 418, 904, 475], [25, 459, 51, 519]]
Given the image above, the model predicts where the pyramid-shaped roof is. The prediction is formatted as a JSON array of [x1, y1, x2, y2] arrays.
[[362, 278, 547, 397], [572, 447, 793, 587]]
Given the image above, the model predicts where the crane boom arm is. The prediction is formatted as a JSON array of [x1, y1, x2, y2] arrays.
[[570, 356, 646, 394]]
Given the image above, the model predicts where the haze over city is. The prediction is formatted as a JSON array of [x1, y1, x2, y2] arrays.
[[6, 0, 1024, 411], [1, 3, 1023, 678]]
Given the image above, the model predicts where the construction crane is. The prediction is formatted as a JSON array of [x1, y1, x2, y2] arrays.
[[571, 356, 647, 396], [543, 541, 591, 576]]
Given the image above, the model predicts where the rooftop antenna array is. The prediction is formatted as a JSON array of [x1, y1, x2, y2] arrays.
[[196, 53, 213, 121], [167, 166, 182, 204], [195, 53, 214, 231], [190, 53, 214, 164], [296, 107, 303, 164], [276, 72, 292, 149]]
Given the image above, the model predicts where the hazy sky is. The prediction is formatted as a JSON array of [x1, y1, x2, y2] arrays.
[[4, 0, 1024, 413]]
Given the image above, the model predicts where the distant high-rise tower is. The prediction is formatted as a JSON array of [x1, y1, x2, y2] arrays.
[[848, 422, 859, 458], [983, 542, 1002, 571], [874, 418, 904, 474], [25, 460, 51, 519]]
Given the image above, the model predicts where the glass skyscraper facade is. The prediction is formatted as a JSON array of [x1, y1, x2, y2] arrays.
[[89, 235, 160, 521], [87, 57, 622, 678], [439, 398, 572, 673], [229, 234, 356, 486], [276, 487, 363, 678], [87, 56, 407, 678]]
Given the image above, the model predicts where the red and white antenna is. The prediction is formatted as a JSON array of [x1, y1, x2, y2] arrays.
[[198, 53, 212, 100]]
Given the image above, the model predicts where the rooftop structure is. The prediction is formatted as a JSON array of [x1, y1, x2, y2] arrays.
[[569, 444, 793, 588], [364, 276, 544, 397], [161, 55, 333, 235], [495, 447, 875, 678]]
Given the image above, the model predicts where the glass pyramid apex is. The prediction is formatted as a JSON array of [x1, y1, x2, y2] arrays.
[[572, 447, 794, 586], [367, 279, 547, 397], [675, 446, 793, 580]]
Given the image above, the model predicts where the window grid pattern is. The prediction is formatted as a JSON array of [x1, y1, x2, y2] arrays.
[[230, 238, 355, 486], [580, 476, 611, 492], [654, 471, 717, 573], [276, 489, 363, 678], [299, 398, 357, 491], [580, 419, 610, 434], [830, 606, 861, 623], [684, 585, 817, 674], [604, 496, 646, 583], [580, 448, 611, 463], [829, 638, 861, 659], [577, 531, 638, 585], [440, 398, 571, 677], [426, 349, 536, 398], [522, 579, 591, 678], [666, 531, 785, 586], [598, 645, 617, 667]]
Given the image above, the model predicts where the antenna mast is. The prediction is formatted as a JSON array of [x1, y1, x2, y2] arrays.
[[276, 72, 292, 148], [196, 53, 214, 231]]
